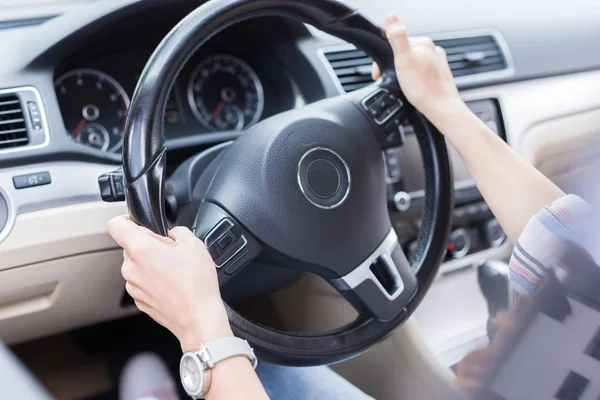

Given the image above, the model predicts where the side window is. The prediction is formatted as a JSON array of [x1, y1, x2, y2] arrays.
[[585, 327, 600, 362], [554, 371, 590, 400]]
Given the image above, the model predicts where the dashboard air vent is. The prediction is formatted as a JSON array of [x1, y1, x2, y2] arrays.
[[0, 94, 29, 150], [320, 32, 511, 92], [436, 35, 508, 78], [321, 47, 374, 93]]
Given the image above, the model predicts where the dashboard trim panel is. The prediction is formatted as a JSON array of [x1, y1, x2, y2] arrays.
[[0, 161, 115, 244]]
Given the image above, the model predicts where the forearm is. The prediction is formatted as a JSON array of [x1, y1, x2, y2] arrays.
[[427, 100, 565, 243]]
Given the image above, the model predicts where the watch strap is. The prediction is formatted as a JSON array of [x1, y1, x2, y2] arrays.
[[199, 337, 257, 369]]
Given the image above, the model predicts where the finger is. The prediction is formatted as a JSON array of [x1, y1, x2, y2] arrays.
[[435, 45, 447, 60], [169, 226, 196, 243], [108, 215, 152, 249], [384, 13, 410, 55], [125, 282, 154, 307], [121, 259, 138, 284], [409, 36, 436, 49], [371, 62, 381, 81], [109, 215, 173, 252], [134, 299, 153, 315]]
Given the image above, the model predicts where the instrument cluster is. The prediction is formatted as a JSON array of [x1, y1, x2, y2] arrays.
[[54, 53, 266, 153]]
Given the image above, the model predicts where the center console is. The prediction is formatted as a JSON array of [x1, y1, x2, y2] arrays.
[[385, 99, 507, 263]]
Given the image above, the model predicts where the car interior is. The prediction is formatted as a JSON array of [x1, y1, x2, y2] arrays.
[[1, 0, 600, 399]]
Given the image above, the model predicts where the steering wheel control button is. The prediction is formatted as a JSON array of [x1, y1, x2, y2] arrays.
[[12, 171, 51, 190], [204, 218, 248, 269], [218, 233, 234, 250], [361, 88, 404, 126], [98, 169, 125, 202], [298, 148, 350, 209], [306, 159, 340, 199]]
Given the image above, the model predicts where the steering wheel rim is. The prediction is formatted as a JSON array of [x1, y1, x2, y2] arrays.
[[122, 0, 454, 366]]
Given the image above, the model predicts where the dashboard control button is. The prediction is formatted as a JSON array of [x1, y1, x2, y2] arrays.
[[393, 191, 412, 212], [27, 101, 42, 130], [484, 219, 506, 248], [448, 228, 471, 259], [454, 207, 467, 219], [13, 171, 51, 189], [384, 149, 402, 183]]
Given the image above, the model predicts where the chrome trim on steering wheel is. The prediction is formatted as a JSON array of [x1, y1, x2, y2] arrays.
[[331, 229, 405, 301]]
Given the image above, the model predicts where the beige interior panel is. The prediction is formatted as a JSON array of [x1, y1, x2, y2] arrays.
[[0, 250, 137, 345], [519, 108, 600, 176], [270, 274, 460, 400], [0, 201, 126, 271]]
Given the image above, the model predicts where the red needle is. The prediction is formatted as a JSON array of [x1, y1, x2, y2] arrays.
[[71, 118, 87, 137], [209, 100, 225, 122]]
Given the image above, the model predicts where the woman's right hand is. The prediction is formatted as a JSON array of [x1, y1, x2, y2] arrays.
[[372, 13, 464, 125]]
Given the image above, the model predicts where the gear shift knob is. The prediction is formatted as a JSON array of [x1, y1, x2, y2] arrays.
[[478, 260, 510, 337]]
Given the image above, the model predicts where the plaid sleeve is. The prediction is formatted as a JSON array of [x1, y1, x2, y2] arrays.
[[509, 195, 597, 294]]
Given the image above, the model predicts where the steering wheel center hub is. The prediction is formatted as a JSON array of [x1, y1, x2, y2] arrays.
[[299, 147, 349, 208]]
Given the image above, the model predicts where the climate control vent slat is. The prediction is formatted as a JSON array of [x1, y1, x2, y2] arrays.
[[435, 34, 508, 78], [320, 31, 511, 93], [0, 94, 29, 150], [321, 46, 375, 93]]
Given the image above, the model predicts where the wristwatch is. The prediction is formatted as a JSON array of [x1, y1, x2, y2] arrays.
[[179, 337, 258, 399]]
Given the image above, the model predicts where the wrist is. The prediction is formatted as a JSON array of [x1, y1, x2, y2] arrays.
[[179, 299, 233, 352]]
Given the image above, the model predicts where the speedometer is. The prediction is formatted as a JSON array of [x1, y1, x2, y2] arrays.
[[55, 69, 129, 153], [187, 54, 264, 131]]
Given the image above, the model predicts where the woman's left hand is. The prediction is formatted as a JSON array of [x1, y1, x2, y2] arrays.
[[108, 215, 233, 352]]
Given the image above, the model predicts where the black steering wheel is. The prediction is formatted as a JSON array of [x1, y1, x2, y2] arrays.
[[121, 0, 453, 366]]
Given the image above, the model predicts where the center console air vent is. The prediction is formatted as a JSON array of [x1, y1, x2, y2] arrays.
[[319, 31, 512, 93], [319, 45, 375, 93], [435, 34, 510, 78], [0, 87, 48, 154], [0, 94, 28, 149]]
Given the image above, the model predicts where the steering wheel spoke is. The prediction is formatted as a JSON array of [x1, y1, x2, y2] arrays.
[[193, 201, 263, 287], [330, 229, 418, 320]]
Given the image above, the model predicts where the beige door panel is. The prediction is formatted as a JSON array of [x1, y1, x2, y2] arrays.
[[0, 249, 137, 345]]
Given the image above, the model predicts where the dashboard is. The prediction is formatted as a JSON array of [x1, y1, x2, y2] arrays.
[[51, 20, 303, 156], [55, 51, 272, 153], [0, 0, 599, 356]]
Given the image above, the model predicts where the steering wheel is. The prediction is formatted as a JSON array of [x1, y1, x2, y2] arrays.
[[121, 0, 453, 366]]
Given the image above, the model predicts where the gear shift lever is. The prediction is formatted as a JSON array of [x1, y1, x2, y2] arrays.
[[478, 260, 510, 338]]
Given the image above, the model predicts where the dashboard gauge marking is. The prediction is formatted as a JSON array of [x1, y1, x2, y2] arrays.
[[55, 68, 130, 153], [187, 54, 264, 131]]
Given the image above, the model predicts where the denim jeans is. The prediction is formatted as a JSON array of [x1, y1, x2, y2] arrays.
[[256, 363, 374, 400]]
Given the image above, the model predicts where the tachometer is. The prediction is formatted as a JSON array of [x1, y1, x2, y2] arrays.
[[55, 69, 130, 152], [187, 54, 264, 131]]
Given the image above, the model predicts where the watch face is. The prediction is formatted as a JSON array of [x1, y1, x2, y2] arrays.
[[180, 354, 203, 395]]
